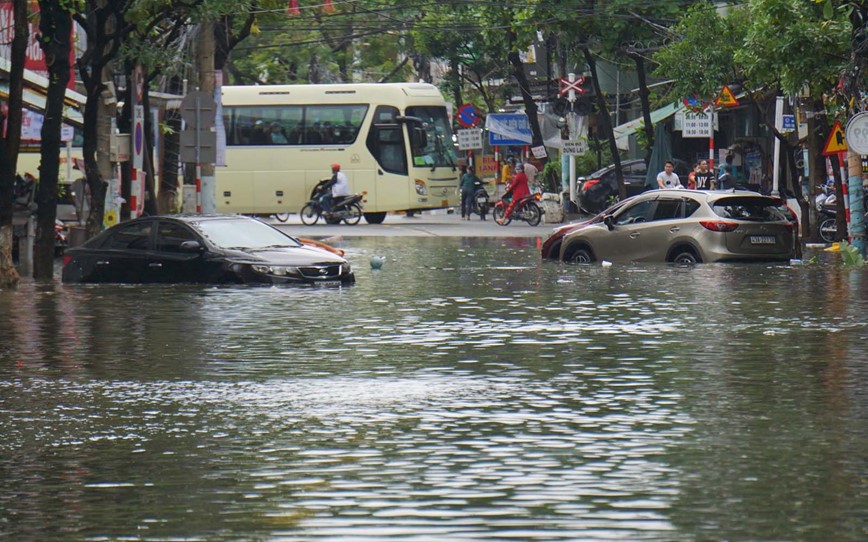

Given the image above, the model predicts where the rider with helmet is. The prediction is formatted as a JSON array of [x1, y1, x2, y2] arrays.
[[496, 162, 531, 224], [322, 163, 350, 213]]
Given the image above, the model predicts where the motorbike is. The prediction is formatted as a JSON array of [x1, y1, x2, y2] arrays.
[[298, 178, 365, 226], [470, 180, 491, 220], [492, 192, 543, 226], [814, 182, 868, 243], [815, 183, 838, 243]]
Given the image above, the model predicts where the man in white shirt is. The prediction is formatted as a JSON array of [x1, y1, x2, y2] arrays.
[[322, 163, 350, 212], [656, 161, 681, 189]]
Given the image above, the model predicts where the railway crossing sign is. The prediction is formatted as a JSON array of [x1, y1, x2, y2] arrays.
[[558, 76, 585, 99]]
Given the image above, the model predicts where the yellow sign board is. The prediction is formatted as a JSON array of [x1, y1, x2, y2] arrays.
[[822, 120, 847, 156], [714, 85, 739, 107]]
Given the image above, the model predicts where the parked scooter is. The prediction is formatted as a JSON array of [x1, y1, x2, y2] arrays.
[[492, 192, 543, 226], [470, 180, 491, 220], [299, 178, 365, 225], [814, 182, 868, 243]]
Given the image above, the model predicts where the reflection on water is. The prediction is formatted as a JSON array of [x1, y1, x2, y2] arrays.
[[2, 238, 868, 540]]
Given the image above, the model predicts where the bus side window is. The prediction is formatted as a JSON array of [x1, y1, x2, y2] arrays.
[[368, 126, 407, 175]]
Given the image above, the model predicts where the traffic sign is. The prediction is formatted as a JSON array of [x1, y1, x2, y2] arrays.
[[485, 113, 532, 146], [180, 91, 216, 129], [714, 85, 739, 107], [561, 139, 588, 155], [682, 95, 706, 112], [558, 76, 585, 98], [845, 112, 868, 155], [457, 104, 479, 128], [457, 128, 483, 150], [822, 121, 847, 156], [782, 114, 796, 132]]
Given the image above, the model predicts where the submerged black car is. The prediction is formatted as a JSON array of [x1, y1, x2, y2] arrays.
[[62, 215, 354, 285]]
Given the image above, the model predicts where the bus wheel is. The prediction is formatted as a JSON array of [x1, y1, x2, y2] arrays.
[[364, 212, 386, 225], [300, 203, 319, 225], [274, 213, 290, 223], [344, 203, 363, 225]]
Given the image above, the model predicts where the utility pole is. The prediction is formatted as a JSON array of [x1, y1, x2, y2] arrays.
[[195, 20, 216, 213]]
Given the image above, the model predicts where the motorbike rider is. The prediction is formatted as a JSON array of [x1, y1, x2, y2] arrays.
[[321, 162, 350, 213], [496, 162, 530, 224]]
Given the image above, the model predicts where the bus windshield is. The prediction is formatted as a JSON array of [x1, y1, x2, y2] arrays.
[[406, 106, 456, 169]]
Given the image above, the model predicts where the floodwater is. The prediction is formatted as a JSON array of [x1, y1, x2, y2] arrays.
[[1, 237, 868, 541]]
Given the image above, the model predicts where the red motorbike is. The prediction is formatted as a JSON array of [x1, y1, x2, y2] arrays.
[[492, 192, 543, 226]]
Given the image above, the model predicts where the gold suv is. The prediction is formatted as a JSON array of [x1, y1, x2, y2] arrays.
[[556, 189, 796, 264]]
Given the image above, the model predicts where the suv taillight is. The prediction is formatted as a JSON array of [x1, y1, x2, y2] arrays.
[[582, 179, 600, 191], [700, 220, 739, 232]]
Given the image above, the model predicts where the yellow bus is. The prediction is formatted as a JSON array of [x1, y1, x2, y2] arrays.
[[219, 83, 460, 224]]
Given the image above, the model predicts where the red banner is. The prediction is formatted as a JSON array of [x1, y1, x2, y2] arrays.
[[0, 1, 76, 90]]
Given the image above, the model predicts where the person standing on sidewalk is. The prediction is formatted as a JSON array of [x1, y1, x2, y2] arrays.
[[459, 165, 481, 220]]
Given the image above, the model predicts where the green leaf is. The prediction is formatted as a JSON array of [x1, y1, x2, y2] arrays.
[[822, 0, 833, 19]]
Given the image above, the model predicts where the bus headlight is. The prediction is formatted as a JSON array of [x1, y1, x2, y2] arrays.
[[415, 179, 427, 196]]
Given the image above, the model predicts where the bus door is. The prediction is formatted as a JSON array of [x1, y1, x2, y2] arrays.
[[366, 106, 410, 212]]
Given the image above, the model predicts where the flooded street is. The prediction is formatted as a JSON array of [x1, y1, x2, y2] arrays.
[[2, 236, 868, 540]]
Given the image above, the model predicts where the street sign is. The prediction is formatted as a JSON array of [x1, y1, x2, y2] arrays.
[[822, 120, 847, 156], [782, 114, 796, 132], [845, 112, 868, 155], [676, 110, 716, 138], [180, 91, 216, 129], [456, 104, 479, 128], [180, 130, 217, 163], [558, 76, 585, 98], [485, 113, 532, 146], [133, 105, 144, 170], [457, 128, 483, 150], [715, 85, 739, 107], [561, 139, 588, 155], [682, 95, 706, 112]]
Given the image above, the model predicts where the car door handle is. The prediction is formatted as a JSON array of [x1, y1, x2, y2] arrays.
[[630, 232, 640, 239], [669, 226, 680, 233], [148, 262, 163, 268], [96, 260, 110, 266]]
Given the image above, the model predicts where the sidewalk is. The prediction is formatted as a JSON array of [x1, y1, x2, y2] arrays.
[[269, 208, 577, 238]]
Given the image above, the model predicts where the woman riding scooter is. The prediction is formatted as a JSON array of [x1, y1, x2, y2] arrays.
[[496, 163, 530, 225]]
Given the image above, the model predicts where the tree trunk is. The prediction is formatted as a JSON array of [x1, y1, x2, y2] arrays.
[[583, 47, 623, 199], [0, 0, 28, 288], [34, 0, 72, 280], [508, 42, 546, 167], [632, 54, 655, 165]]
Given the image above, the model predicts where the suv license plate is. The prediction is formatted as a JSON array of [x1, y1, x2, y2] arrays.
[[750, 235, 776, 244]]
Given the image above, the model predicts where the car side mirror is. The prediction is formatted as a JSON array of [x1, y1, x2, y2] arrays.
[[179, 240, 203, 252], [604, 215, 615, 231]]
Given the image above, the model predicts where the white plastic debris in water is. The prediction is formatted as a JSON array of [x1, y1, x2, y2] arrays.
[[790, 259, 803, 265], [601, 260, 613, 267], [370, 256, 385, 270]]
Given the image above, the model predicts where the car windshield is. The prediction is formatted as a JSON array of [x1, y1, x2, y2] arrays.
[[193, 219, 302, 249], [711, 197, 790, 222]]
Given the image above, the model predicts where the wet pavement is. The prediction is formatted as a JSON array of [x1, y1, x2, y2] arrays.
[[268, 208, 569, 238]]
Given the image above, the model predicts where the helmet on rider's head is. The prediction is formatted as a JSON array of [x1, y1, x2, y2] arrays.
[[331, 163, 341, 171]]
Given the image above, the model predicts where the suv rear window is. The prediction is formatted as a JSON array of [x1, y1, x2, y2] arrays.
[[712, 197, 790, 222]]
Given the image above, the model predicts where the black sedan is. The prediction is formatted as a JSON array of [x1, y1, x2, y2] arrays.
[[62, 215, 354, 285]]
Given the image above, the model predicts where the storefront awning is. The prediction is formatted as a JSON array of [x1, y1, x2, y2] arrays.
[[613, 102, 685, 150]]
